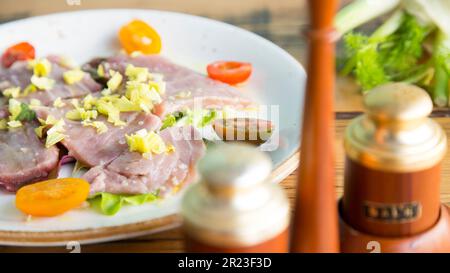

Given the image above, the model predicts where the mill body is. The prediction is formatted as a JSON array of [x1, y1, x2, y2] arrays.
[[340, 83, 450, 252]]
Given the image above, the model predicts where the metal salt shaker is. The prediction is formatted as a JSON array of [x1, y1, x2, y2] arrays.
[[182, 143, 290, 252]]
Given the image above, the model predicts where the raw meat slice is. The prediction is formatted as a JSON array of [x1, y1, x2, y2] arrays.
[[34, 106, 161, 167], [0, 121, 59, 192], [0, 56, 102, 106], [83, 126, 205, 196], [85, 54, 254, 116]]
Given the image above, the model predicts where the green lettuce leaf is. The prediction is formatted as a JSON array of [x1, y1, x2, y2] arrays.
[[89, 192, 159, 215]]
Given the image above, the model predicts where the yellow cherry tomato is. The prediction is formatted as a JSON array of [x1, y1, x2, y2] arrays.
[[16, 178, 90, 217], [119, 19, 162, 55]]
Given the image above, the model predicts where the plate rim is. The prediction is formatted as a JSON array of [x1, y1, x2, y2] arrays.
[[0, 151, 298, 247], [0, 9, 302, 247]]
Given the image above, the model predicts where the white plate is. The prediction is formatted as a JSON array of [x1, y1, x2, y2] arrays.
[[0, 9, 305, 246]]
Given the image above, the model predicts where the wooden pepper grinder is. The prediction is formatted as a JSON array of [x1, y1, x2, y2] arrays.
[[340, 83, 450, 252], [291, 0, 340, 252], [182, 143, 290, 253]]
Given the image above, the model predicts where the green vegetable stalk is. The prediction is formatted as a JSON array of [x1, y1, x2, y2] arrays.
[[433, 65, 448, 107], [335, 0, 450, 106], [335, 0, 400, 36], [433, 30, 450, 106], [340, 12, 429, 92]]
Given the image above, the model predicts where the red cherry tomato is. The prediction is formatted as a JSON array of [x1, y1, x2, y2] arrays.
[[207, 61, 252, 85], [1, 42, 35, 68]]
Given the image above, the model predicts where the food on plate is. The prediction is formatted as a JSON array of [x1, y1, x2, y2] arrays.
[[335, 0, 450, 106], [0, 121, 59, 192], [84, 125, 205, 196], [0, 56, 102, 107], [119, 19, 162, 55], [206, 61, 252, 85], [84, 54, 254, 117], [34, 106, 162, 167], [0, 18, 263, 217], [89, 192, 159, 215], [15, 178, 90, 217], [213, 118, 273, 145], [1, 42, 35, 68]]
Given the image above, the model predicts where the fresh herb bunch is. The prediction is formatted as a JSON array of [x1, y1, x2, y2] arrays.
[[336, 0, 450, 106]]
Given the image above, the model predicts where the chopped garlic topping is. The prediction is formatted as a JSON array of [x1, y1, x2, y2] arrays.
[[101, 88, 112, 96], [7, 120, 22, 128], [83, 94, 97, 110], [34, 126, 44, 138], [32, 58, 52, 77], [166, 144, 176, 154], [30, 99, 42, 107], [107, 70, 123, 91], [96, 100, 125, 126], [150, 73, 164, 82], [30, 75, 55, 91], [22, 84, 37, 96], [43, 115, 59, 125], [126, 129, 171, 156], [70, 98, 80, 108], [126, 64, 149, 83], [79, 65, 167, 127], [8, 99, 22, 121], [35, 115, 57, 138], [45, 118, 66, 148], [125, 81, 162, 112], [3, 87, 21, 98], [53, 97, 66, 108], [66, 107, 98, 122], [149, 81, 166, 95], [58, 56, 77, 68], [113, 96, 141, 112], [175, 91, 191, 99], [63, 69, 85, 85], [45, 132, 65, 148], [82, 121, 108, 134], [0, 119, 6, 130], [97, 65, 105, 77]]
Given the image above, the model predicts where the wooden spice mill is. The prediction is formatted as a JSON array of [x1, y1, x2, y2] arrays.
[[292, 0, 450, 252]]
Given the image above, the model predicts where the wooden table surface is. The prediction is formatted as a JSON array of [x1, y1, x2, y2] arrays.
[[1, 0, 449, 253]]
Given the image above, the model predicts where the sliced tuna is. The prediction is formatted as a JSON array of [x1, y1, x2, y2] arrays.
[[0, 57, 102, 106], [34, 106, 161, 167], [83, 125, 205, 195], [0, 122, 59, 192], [86, 54, 254, 116]]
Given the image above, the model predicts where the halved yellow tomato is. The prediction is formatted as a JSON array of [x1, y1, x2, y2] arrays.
[[119, 19, 162, 54], [16, 178, 90, 217]]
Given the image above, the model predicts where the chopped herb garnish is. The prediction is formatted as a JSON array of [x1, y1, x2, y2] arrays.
[[15, 103, 36, 122]]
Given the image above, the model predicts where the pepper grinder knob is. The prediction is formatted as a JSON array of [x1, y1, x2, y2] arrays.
[[345, 82, 446, 172], [364, 82, 433, 129]]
